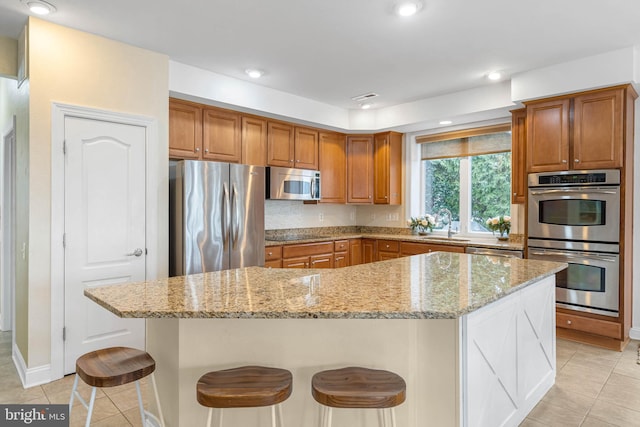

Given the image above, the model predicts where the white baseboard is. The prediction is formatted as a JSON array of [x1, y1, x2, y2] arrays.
[[12, 343, 52, 388], [629, 327, 640, 341]]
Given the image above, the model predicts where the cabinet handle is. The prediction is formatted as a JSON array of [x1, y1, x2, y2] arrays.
[[386, 244, 390, 248], [268, 251, 273, 256], [384, 196, 388, 199], [513, 192, 517, 196], [195, 147, 200, 152], [567, 320, 572, 325], [574, 159, 580, 163], [205, 149, 209, 153], [562, 159, 567, 163], [428, 249, 432, 252]]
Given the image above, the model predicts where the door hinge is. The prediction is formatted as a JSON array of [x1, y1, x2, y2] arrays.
[[62, 327, 66, 341], [63, 140, 66, 155], [62, 233, 66, 248]]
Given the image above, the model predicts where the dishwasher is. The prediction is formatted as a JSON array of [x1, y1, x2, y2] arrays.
[[465, 246, 523, 258]]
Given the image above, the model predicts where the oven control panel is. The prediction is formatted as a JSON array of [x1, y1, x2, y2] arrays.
[[529, 169, 620, 187]]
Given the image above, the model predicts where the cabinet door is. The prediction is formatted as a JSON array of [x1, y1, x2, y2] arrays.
[[373, 132, 402, 205], [282, 256, 309, 268], [202, 108, 241, 162], [526, 99, 570, 172], [242, 116, 267, 166], [573, 88, 624, 170], [294, 127, 319, 170], [319, 132, 347, 203], [349, 239, 362, 266], [267, 122, 295, 167], [310, 253, 334, 268], [362, 239, 376, 264], [347, 136, 374, 203], [334, 251, 349, 268], [264, 259, 282, 268], [169, 99, 202, 159], [511, 109, 526, 204]]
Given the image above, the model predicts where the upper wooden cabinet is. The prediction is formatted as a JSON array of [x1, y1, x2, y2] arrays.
[[241, 116, 267, 166], [267, 122, 318, 170], [526, 86, 633, 172], [169, 99, 202, 159], [347, 135, 374, 203], [319, 132, 347, 203], [202, 108, 241, 163], [373, 131, 402, 205], [526, 98, 570, 172], [511, 109, 526, 204]]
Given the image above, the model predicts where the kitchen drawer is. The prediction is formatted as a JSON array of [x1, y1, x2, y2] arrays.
[[265, 246, 282, 261], [556, 312, 621, 339], [377, 240, 399, 252], [282, 242, 334, 258], [334, 240, 349, 252], [264, 259, 282, 268]]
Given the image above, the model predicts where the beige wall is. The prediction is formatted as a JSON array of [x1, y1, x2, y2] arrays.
[[19, 18, 168, 367], [0, 75, 30, 357], [0, 37, 18, 78]]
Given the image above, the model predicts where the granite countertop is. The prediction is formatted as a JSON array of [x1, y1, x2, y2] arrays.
[[85, 253, 565, 320], [264, 231, 524, 251]]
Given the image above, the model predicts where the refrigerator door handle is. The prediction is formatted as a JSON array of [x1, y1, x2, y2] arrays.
[[231, 184, 240, 248], [222, 183, 230, 248]]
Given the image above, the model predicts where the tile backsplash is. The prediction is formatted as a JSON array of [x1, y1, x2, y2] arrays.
[[265, 200, 357, 230]]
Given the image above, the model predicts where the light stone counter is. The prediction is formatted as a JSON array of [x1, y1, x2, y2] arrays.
[[85, 253, 562, 320], [84, 253, 565, 427]]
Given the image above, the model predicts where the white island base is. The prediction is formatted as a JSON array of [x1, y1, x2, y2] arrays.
[[147, 276, 555, 427]]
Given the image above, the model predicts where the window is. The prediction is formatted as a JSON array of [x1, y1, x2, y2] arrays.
[[418, 125, 512, 235]]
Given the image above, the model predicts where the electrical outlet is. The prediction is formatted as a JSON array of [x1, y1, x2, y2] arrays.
[[319, 212, 324, 222], [391, 213, 399, 221], [350, 212, 355, 221]]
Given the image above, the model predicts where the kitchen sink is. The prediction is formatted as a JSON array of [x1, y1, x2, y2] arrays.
[[417, 236, 470, 242]]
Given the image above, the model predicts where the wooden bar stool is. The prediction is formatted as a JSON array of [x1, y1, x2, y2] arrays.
[[196, 365, 293, 427], [69, 347, 165, 427], [311, 366, 406, 427]]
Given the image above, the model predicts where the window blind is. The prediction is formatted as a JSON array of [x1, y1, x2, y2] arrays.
[[417, 124, 511, 160]]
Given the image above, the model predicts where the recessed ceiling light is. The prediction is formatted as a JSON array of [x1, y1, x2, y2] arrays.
[[487, 71, 502, 81], [21, 0, 56, 15], [360, 103, 372, 110], [394, 1, 423, 17], [245, 69, 264, 79], [439, 120, 452, 125]]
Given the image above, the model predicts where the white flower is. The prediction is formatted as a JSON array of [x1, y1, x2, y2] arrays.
[[503, 216, 511, 223], [491, 218, 499, 225], [406, 219, 412, 226]]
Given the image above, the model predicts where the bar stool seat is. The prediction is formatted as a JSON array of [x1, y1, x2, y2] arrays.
[[70, 347, 165, 427], [197, 365, 293, 427], [311, 367, 406, 427]]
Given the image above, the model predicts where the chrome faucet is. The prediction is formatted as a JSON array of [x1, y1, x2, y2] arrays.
[[436, 208, 456, 238]]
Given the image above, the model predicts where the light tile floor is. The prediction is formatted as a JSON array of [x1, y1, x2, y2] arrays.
[[1, 330, 640, 426]]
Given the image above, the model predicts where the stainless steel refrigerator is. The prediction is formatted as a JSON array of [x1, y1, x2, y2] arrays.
[[170, 160, 265, 276]]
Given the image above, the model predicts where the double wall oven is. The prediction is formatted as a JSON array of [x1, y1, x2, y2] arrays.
[[527, 170, 620, 317]]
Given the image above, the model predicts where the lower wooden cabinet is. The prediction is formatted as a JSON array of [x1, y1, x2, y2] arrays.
[[362, 239, 376, 264], [400, 242, 465, 256], [349, 239, 362, 266], [377, 240, 400, 261], [281, 241, 334, 269], [334, 240, 350, 268]]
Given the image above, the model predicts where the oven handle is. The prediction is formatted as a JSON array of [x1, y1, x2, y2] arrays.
[[529, 188, 618, 196], [528, 249, 617, 262]]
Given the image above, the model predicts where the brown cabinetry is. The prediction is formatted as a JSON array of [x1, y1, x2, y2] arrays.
[[362, 239, 376, 263], [349, 239, 362, 266], [373, 132, 402, 205], [334, 240, 350, 268], [281, 242, 334, 269], [319, 132, 347, 203], [264, 246, 282, 268], [510, 108, 526, 204], [241, 116, 267, 166], [377, 240, 400, 261], [267, 122, 318, 170], [202, 108, 241, 163], [347, 136, 374, 203], [169, 99, 202, 159], [400, 242, 465, 256], [526, 86, 629, 172]]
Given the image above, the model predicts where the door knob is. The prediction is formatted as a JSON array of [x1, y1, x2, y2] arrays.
[[126, 248, 143, 257]]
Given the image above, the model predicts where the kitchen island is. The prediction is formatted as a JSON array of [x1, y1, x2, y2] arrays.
[[85, 253, 565, 427]]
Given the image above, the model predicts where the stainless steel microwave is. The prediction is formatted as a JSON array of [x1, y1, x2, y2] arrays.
[[266, 167, 321, 201]]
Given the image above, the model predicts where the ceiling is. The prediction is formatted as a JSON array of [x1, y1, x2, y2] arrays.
[[1, 0, 640, 110]]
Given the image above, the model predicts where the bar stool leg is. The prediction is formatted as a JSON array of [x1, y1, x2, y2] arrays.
[[135, 380, 146, 426], [85, 387, 97, 427], [206, 408, 213, 427], [390, 408, 397, 427], [150, 373, 166, 427], [68, 374, 79, 415]]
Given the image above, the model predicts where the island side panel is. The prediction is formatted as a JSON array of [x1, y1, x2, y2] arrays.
[[463, 275, 556, 427], [147, 318, 181, 427], [148, 318, 460, 427]]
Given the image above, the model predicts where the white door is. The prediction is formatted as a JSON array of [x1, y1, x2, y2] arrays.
[[64, 116, 146, 374], [0, 122, 15, 332]]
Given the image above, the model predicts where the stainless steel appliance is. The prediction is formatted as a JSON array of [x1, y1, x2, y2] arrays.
[[527, 170, 621, 317], [170, 160, 265, 276], [465, 247, 523, 258], [266, 166, 321, 201]]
